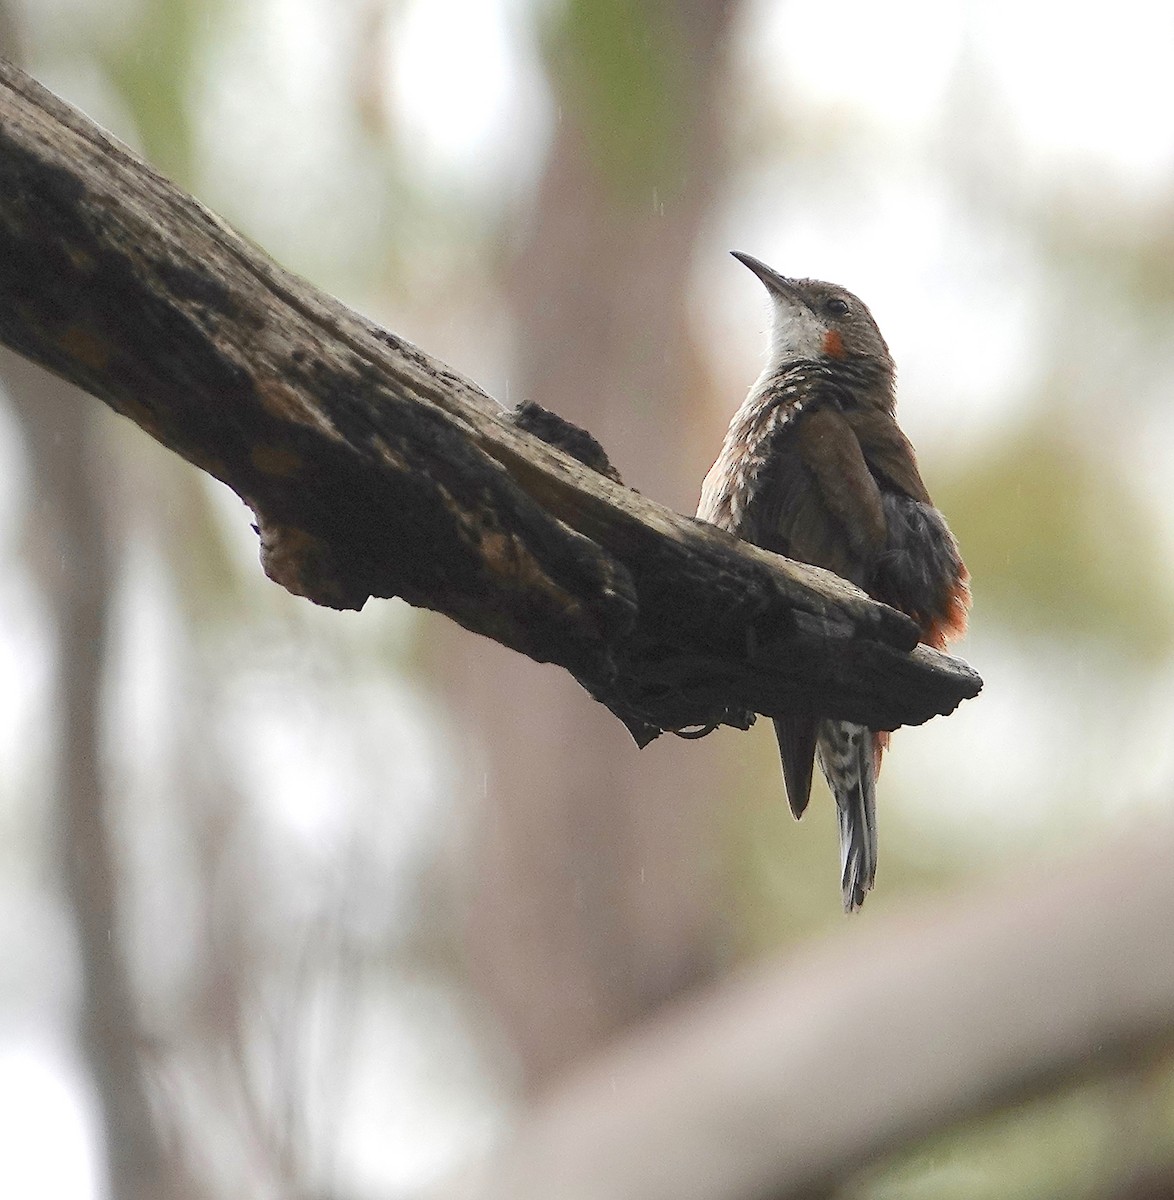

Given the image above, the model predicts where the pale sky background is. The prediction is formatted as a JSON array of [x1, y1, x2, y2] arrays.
[[6, 0, 1174, 1195]]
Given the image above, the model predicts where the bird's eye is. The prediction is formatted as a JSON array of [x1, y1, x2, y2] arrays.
[[826, 297, 850, 316]]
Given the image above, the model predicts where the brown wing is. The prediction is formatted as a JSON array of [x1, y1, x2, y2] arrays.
[[845, 410, 970, 648], [773, 715, 817, 818], [844, 409, 932, 504], [750, 403, 891, 817], [750, 402, 966, 814], [750, 404, 888, 586]]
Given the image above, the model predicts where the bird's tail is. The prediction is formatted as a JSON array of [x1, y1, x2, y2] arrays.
[[817, 721, 878, 911]]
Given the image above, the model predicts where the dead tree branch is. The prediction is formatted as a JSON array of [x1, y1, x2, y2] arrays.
[[0, 57, 981, 740], [462, 826, 1174, 1200]]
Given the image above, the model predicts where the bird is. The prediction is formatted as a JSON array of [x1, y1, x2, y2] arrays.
[[697, 251, 970, 911]]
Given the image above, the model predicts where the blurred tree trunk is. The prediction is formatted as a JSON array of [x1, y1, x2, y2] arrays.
[[0, 14, 185, 1199], [2, 351, 190, 1199], [452, 0, 745, 1089]]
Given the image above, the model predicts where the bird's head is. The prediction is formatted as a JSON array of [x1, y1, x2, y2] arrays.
[[732, 251, 894, 382]]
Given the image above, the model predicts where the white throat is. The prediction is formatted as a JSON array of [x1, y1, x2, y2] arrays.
[[767, 297, 826, 368]]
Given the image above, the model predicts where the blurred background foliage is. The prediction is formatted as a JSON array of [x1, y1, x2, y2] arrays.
[[3, 0, 1174, 1197]]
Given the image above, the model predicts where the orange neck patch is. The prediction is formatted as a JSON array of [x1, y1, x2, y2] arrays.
[[822, 329, 845, 357]]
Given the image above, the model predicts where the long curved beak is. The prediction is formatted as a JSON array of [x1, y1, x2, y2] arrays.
[[731, 250, 799, 300]]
